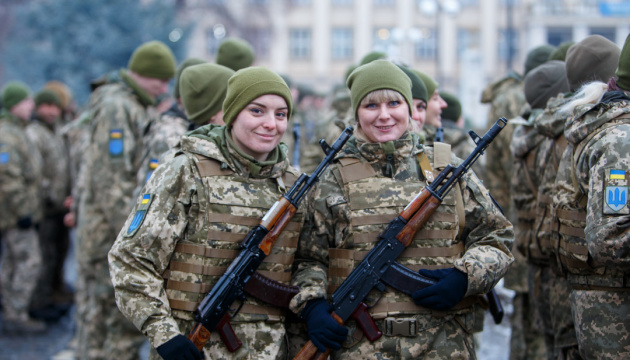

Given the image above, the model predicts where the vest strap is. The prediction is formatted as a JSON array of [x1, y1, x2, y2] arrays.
[[558, 224, 586, 239], [350, 212, 456, 227], [352, 229, 458, 243], [555, 209, 586, 222], [558, 237, 588, 256]]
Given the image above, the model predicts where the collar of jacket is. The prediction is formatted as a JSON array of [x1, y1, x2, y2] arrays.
[[119, 69, 156, 108]]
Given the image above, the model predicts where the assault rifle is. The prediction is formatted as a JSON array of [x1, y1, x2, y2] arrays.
[[294, 118, 507, 360], [188, 127, 354, 352]]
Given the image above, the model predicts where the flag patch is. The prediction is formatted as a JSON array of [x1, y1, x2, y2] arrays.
[[125, 194, 154, 237], [0, 152, 9, 164], [109, 129, 123, 157], [604, 169, 628, 215]]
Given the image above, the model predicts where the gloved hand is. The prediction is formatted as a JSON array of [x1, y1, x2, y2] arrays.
[[16, 216, 33, 229], [301, 299, 349, 352], [156, 334, 203, 360], [412, 268, 468, 311]]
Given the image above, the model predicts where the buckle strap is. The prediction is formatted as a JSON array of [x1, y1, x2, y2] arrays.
[[556, 209, 587, 222], [558, 224, 586, 239]]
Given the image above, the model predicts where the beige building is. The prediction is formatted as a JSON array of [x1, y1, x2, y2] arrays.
[[179, 0, 630, 126]]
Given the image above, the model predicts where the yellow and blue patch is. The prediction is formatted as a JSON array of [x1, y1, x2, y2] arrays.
[[145, 159, 159, 183], [604, 169, 628, 215], [125, 194, 153, 236], [109, 129, 124, 157], [0, 152, 9, 165]]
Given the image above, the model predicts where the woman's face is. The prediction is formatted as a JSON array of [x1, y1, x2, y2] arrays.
[[425, 90, 447, 127], [411, 98, 427, 129], [357, 95, 409, 143], [230, 94, 288, 161]]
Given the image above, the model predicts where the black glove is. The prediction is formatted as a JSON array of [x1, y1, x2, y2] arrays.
[[412, 268, 468, 311], [16, 216, 33, 229], [301, 299, 348, 352], [156, 334, 202, 360]]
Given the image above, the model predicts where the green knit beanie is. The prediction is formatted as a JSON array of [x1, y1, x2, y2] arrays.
[[549, 41, 575, 62], [524, 60, 569, 110], [173, 58, 206, 99], [222, 67, 293, 128], [413, 70, 438, 99], [397, 65, 428, 103], [344, 64, 358, 82], [360, 51, 387, 66], [128, 40, 177, 79], [216, 38, 255, 72], [180, 63, 235, 126], [439, 92, 461, 121], [616, 33, 630, 91], [35, 89, 62, 109], [566, 35, 620, 92], [1, 81, 30, 110], [346, 59, 413, 118], [524, 45, 556, 75]]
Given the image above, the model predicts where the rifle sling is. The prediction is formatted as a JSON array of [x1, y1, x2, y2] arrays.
[[243, 272, 299, 308]]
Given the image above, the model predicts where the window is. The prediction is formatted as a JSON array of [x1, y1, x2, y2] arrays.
[[332, 0, 353, 5], [547, 27, 572, 46], [249, 0, 268, 4], [290, 28, 311, 59], [244, 28, 270, 59], [414, 28, 437, 59], [498, 28, 518, 61], [590, 27, 615, 42], [291, 0, 312, 5], [457, 28, 479, 58], [207, 0, 226, 5], [373, 27, 393, 53], [374, 0, 395, 6], [332, 28, 353, 60]]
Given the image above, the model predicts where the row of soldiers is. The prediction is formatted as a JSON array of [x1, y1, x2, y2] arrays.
[[484, 34, 630, 360]]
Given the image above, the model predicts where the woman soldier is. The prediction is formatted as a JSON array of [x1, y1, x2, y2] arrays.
[[109, 67, 303, 360], [290, 59, 514, 359]]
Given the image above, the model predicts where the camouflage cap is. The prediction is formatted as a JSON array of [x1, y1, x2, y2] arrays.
[[180, 63, 234, 125], [439, 91, 462, 121], [222, 66, 293, 128], [347, 59, 413, 118], [1, 81, 30, 110], [566, 35, 620, 92], [616, 33, 630, 91], [216, 37, 255, 72], [173, 57, 207, 99], [524, 60, 569, 110], [35, 89, 62, 109], [128, 40, 177, 80]]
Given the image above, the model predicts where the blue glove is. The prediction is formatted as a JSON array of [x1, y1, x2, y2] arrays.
[[412, 268, 468, 311], [156, 334, 202, 360], [301, 299, 349, 352]]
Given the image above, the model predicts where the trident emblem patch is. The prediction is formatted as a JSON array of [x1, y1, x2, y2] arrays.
[[604, 169, 628, 215]]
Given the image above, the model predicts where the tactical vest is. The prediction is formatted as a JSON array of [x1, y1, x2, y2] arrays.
[[512, 142, 540, 259], [327, 144, 468, 319], [164, 153, 303, 322], [553, 116, 630, 288]]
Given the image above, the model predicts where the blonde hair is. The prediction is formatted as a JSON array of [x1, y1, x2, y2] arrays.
[[559, 81, 608, 116], [354, 89, 413, 142]]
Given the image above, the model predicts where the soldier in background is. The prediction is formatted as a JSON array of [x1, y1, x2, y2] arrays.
[[179, 63, 234, 127], [532, 35, 620, 360], [76, 40, 176, 360], [437, 92, 476, 160], [551, 34, 630, 359], [44, 80, 76, 124], [0, 81, 45, 333], [414, 70, 447, 143], [26, 90, 72, 322], [216, 37, 255, 72]]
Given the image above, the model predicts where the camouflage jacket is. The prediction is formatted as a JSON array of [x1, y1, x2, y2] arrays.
[[77, 70, 157, 257], [59, 111, 92, 213], [0, 111, 43, 229], [552, 96, 630, 287], [134, 103, 189, 200], [109, 125, 304, 348], [26, 117, 70, 215], [290, 133, 514, 316], [481, 75, 526, 221]]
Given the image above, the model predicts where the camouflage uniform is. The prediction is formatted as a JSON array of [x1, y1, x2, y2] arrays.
[[509, 109, 549, 360], [26, 116, 71, 309], [76, 70, 155, 359], [133, 102, 189, 201], [291, 133, 514, 359], [531, 93, 581, 360], [109, 125, 304, 360], [552, 95, 630, 359], [0, 110, 44, 325]]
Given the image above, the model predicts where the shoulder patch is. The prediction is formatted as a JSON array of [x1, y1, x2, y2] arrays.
[[0, 151, 9, 165], [109, 129, 124, 157], [145, 158, 159, 183], [125, 194, 154, 237], [604, 169, 628, 215]]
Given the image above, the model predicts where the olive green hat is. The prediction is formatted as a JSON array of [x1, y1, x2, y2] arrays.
[[216, 37, 255, 72], [549, 41, 575, 62], [173, 58, 207, 99], [413, 70, 438, 98], [524, 60, 569, 110], [524, 45, 556, 75], [346, 59, 413, 118], [128, 40, 177, 80], [397, 65, 428, 103], [359, 51, 387, 66], [222, 67, 293, 128], [1, 81, 31, 110], [615, 33, 630, 91], [566, 35, 620, 92], [180, 63, 235, 126], [439, 92, 462, 121], [35, 89, 62, 109]]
